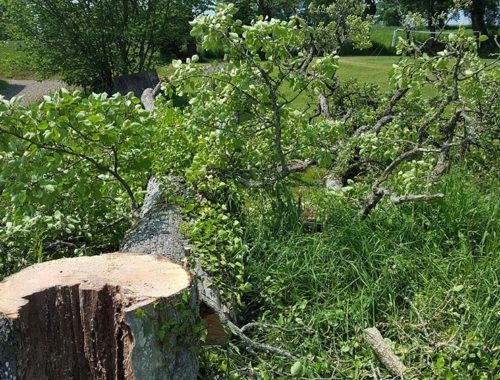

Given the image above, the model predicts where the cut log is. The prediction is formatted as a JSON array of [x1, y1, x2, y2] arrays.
[[0, 253, 198, 380], [113, 71, 160, 98], [364, 327, 407, 378], [140, 82, 162, 112]]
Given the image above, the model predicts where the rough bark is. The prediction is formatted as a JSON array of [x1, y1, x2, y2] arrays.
[[325, 171, 343, 190], [364, 327, 407, 378], [0, 253, 196, 380], [137, 83, 230, 346], [318, 93, 331, 120], [470, 0, 489, 37]]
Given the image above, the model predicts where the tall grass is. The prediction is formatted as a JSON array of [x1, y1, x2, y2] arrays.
[[202, 167, 499, 378]]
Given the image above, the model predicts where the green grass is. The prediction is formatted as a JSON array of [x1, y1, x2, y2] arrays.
[[200, 167, 500, 378], [0, 41, 39, 79]]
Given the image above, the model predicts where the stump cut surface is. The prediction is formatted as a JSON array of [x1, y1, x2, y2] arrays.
[[0, 253, 190, 317]]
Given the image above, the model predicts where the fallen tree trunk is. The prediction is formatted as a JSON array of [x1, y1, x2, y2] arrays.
[[0, 253, 197, 380], [120, 176, 229, 347]]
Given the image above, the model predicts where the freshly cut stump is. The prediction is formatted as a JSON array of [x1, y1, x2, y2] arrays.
[[0, 253, 198, 380]]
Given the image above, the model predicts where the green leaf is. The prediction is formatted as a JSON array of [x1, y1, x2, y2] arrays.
[[436, 356, 445, 369], [479, 35, 489, 42], [44, 184, 56, 193], [135, 308, 146, 319], [290, 361, 303, 377]]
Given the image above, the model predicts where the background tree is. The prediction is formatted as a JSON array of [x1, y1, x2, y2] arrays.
[[159, 0, 211, 61], [378, 0, 455, 30], [3, 0, 208, 91], [0, 0, 8, 40], [466, 0, 500, 36], [222, 0, 303, 23], [364, 0, 377, 17]]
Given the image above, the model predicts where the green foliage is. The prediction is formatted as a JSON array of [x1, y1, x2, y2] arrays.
[[377, 0, 456, 28], [161, 4, 321, 184], [155, 9, 499, 377], [220, 0, 303, 24], [310, 0, 373, 53], [0, 3, 499, 379], [159, 4, 372, 188], [0, 90, 154, 277], [181, 196, 249, 308]]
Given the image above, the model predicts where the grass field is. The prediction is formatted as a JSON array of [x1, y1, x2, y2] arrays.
[[158, 56, 399, 91]]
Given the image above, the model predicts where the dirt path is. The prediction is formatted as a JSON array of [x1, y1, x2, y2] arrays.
[[0, 79, 67, 106]]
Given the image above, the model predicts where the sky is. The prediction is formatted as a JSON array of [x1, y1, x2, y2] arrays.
[[450, 11, 470, 26]]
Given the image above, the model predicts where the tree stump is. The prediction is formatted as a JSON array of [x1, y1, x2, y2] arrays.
[[0, 253, 198, 380]]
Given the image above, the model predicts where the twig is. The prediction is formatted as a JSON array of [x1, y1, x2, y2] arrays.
[[201, 294, 297, 359], [240, 322, 305, 334], [404, 296, 432, 343], [45, 240, 78, 250]]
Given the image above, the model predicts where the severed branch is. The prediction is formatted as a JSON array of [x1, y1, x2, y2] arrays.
[[300, 43, 316, 74], [234, 159, 317, 189], [390, 193, 444, 205], [360, 97, 460, 218], [360, 147, 440, 218], [429, 110, 463, 180], [44, 240, 78, 250], [318, 92, 331, 119], [282, 159, 317, 174], [241, 322, 306, 334], [140, 81, 162, 111], [364, 327, 407, 378], [385, 88, 409, 116], [200, 292, 297, 359]]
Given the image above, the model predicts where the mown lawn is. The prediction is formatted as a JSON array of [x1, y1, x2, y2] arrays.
[[337, 56, 398, 90]]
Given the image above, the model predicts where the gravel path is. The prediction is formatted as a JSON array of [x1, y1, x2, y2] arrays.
[[0, 79, 67, 106]]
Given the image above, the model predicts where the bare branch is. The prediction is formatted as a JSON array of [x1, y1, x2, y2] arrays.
[[300, 44, 316, 74], [282, 159, 317, 174]]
